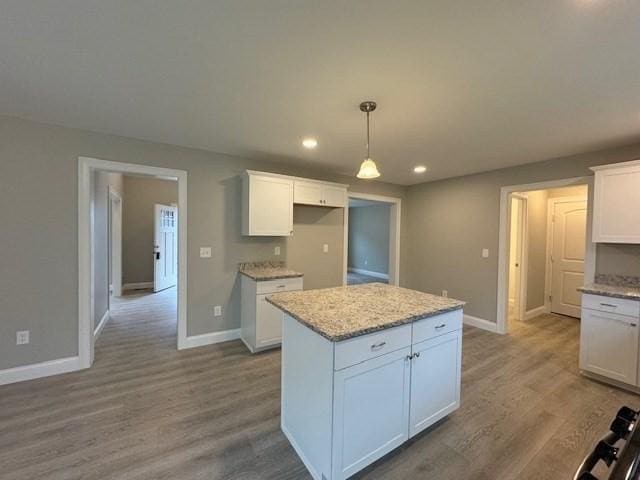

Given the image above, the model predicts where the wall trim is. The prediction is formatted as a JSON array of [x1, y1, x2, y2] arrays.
[[347, 268, 389, 280], [523, 306, 546, 321], [122, 282, 154, 291], [181, 329, 241, 349], [94, 310, 110, 340], [463, 314, 499, 333], [0, 356, 83, 386]]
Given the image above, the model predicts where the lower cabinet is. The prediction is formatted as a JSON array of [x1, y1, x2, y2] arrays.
[[409, 331, 462, 437], [580, 307, 639, 385], [281, 310, 463, 480], [332, 347, 411, 479]]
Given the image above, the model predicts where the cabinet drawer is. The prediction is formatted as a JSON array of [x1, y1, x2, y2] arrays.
[[334, 324, 412, 371], [256, 277, 303, 295], [582, 294, 640, 318], [412, 309, 463, 345]]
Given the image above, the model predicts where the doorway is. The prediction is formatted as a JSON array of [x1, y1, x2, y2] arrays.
[[343, 193, 401, 286], [78, 157, 188, 369], [498, 178, 595, 334]]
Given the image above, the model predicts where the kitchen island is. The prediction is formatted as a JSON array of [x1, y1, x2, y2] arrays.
[[268, 283, 465, 480]]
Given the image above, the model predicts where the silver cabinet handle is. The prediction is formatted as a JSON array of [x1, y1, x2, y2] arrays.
[[371, 341, 386, 351], [277, 285, 286, 288], [600, 303, 618, 308], [631, 323, 638, 327], [435, 324, 446, 329], [406, 352, 421, 360]]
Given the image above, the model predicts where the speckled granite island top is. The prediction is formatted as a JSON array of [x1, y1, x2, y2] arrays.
[[578, 284, 640, 301], [267, 283, 465, 341], [239, 261, 303, 281]]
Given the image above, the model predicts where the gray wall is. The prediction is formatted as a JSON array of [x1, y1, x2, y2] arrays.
[[0, 115, 406, 370], [122, 176, 178, 285], [404, 142, 640, 323], [92, 171, 123, 329], [348, 205, 390, 274], [523, 190, 548, 311], [287, 206, 345, 290]]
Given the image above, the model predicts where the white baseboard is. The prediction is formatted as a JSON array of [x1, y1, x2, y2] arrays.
[[463, 314, 499, 333], [0, 356, 83, 386], [523, 306, 546, 321], [181, 328, 241, 349], [122, 282, 153, 291], [347, 268, 389, 280], [94, 310, 110, 340]]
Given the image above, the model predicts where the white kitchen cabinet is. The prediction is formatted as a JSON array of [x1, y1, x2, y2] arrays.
[[242, 171, 294, 236], [409, 331, 461, 437], [293, 179, 347, 208], [240, 276, 303, 352], [280, 309, 463, 480], [591, 160, 640, 243], [332, 347, 411, 479], [580, 296, 640, 386]]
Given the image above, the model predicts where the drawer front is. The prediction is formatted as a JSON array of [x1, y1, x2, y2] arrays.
[[412, 309, 463, 345], [256, 277, 303, 295], [334, 324, 412, 371], [582, 294, 640, 318]]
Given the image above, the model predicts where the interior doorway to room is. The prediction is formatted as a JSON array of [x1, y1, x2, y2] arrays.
[[505, 184, 590, 330], [78, 157, 187, 369], [343, 193, 402, 286]]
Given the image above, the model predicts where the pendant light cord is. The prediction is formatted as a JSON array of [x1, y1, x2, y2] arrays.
[[366, 111, 371, 159]]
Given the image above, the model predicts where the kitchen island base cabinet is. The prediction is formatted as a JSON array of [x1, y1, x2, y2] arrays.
[[281, 310, 463, 480]]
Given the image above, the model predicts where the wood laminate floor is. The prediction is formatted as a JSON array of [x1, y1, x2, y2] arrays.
[[1, 291, 638, 480], [347, 272, 388, 285]]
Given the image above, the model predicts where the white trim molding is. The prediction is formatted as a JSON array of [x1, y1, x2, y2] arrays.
[[496, 176, 594, 335], [181, 329, 241, 349], [463, 315, 499, 333], [122, 282, 154, 291], [523, 306, 546, 321], [343, 192, 402, 287], [0, 356, 82, 386], [347, 268, 390, 280], [94, 310, 110, 340]]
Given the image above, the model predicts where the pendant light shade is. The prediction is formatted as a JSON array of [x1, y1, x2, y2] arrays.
[[356, 101, 381, 179], [357, 158, 381, 179]]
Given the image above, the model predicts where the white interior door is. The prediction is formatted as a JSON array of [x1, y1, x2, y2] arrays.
[[550, 198, 587, 318], [508, 197, 524, 320], [154, 204, 178, 293], [109, 191, 123, 298]]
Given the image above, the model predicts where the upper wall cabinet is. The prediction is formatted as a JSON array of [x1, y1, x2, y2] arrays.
[[242, 171, 294, 236], [293, 180, 347, 208], [592, 160, 640, 243], [242, 171, 348, 236]]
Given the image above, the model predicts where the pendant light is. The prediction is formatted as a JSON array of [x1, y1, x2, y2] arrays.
[[356, 101, 381, 179]]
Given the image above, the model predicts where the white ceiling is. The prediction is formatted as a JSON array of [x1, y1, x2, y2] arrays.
[[2, 1, 640, 185]]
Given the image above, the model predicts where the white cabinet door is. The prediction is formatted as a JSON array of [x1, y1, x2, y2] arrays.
[[580, 308, 639, 385], [409, 330, 462, 438], [332, 347, 411, 480], [255, 294, 283, 348], [593, 163, 640, 243], [322, 185, 347, 208], [293, 180, 324, 206], [247, 175, 293, 236]]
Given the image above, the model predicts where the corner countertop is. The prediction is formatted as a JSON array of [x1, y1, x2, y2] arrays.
[[578, 283, 640, 301], [239, 261, 303, 281], [267, 283, 465, 342]]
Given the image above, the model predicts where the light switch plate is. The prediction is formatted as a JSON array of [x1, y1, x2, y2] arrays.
[[200, 247, 212, 258], [16, 330, 29, 345], [442, 290, 448, 298], [274, 246, 281, 256], [323, 244, 329, 253], [482, 248, 489, 258], [214, 306, 222, 317]]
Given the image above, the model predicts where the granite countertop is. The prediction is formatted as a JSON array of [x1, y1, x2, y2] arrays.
[[267, 283, 465, 342], [578, 274, 640, 301], [239, 261, 303, 281]]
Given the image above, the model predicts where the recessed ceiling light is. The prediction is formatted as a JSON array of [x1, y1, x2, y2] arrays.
[[413, 165, 428, 173], [302, 138, 318, 149]]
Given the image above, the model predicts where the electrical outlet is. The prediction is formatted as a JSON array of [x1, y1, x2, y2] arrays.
[[274, 246, 281, 256], [323, 244, 329, 253], [200, 247, 212, 258], [16, 330, 30, 345], [482, 248, 489, 258], [214, 306, 222, 317], [442, 290, 448, 298], [364, 259, 368, 266]]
